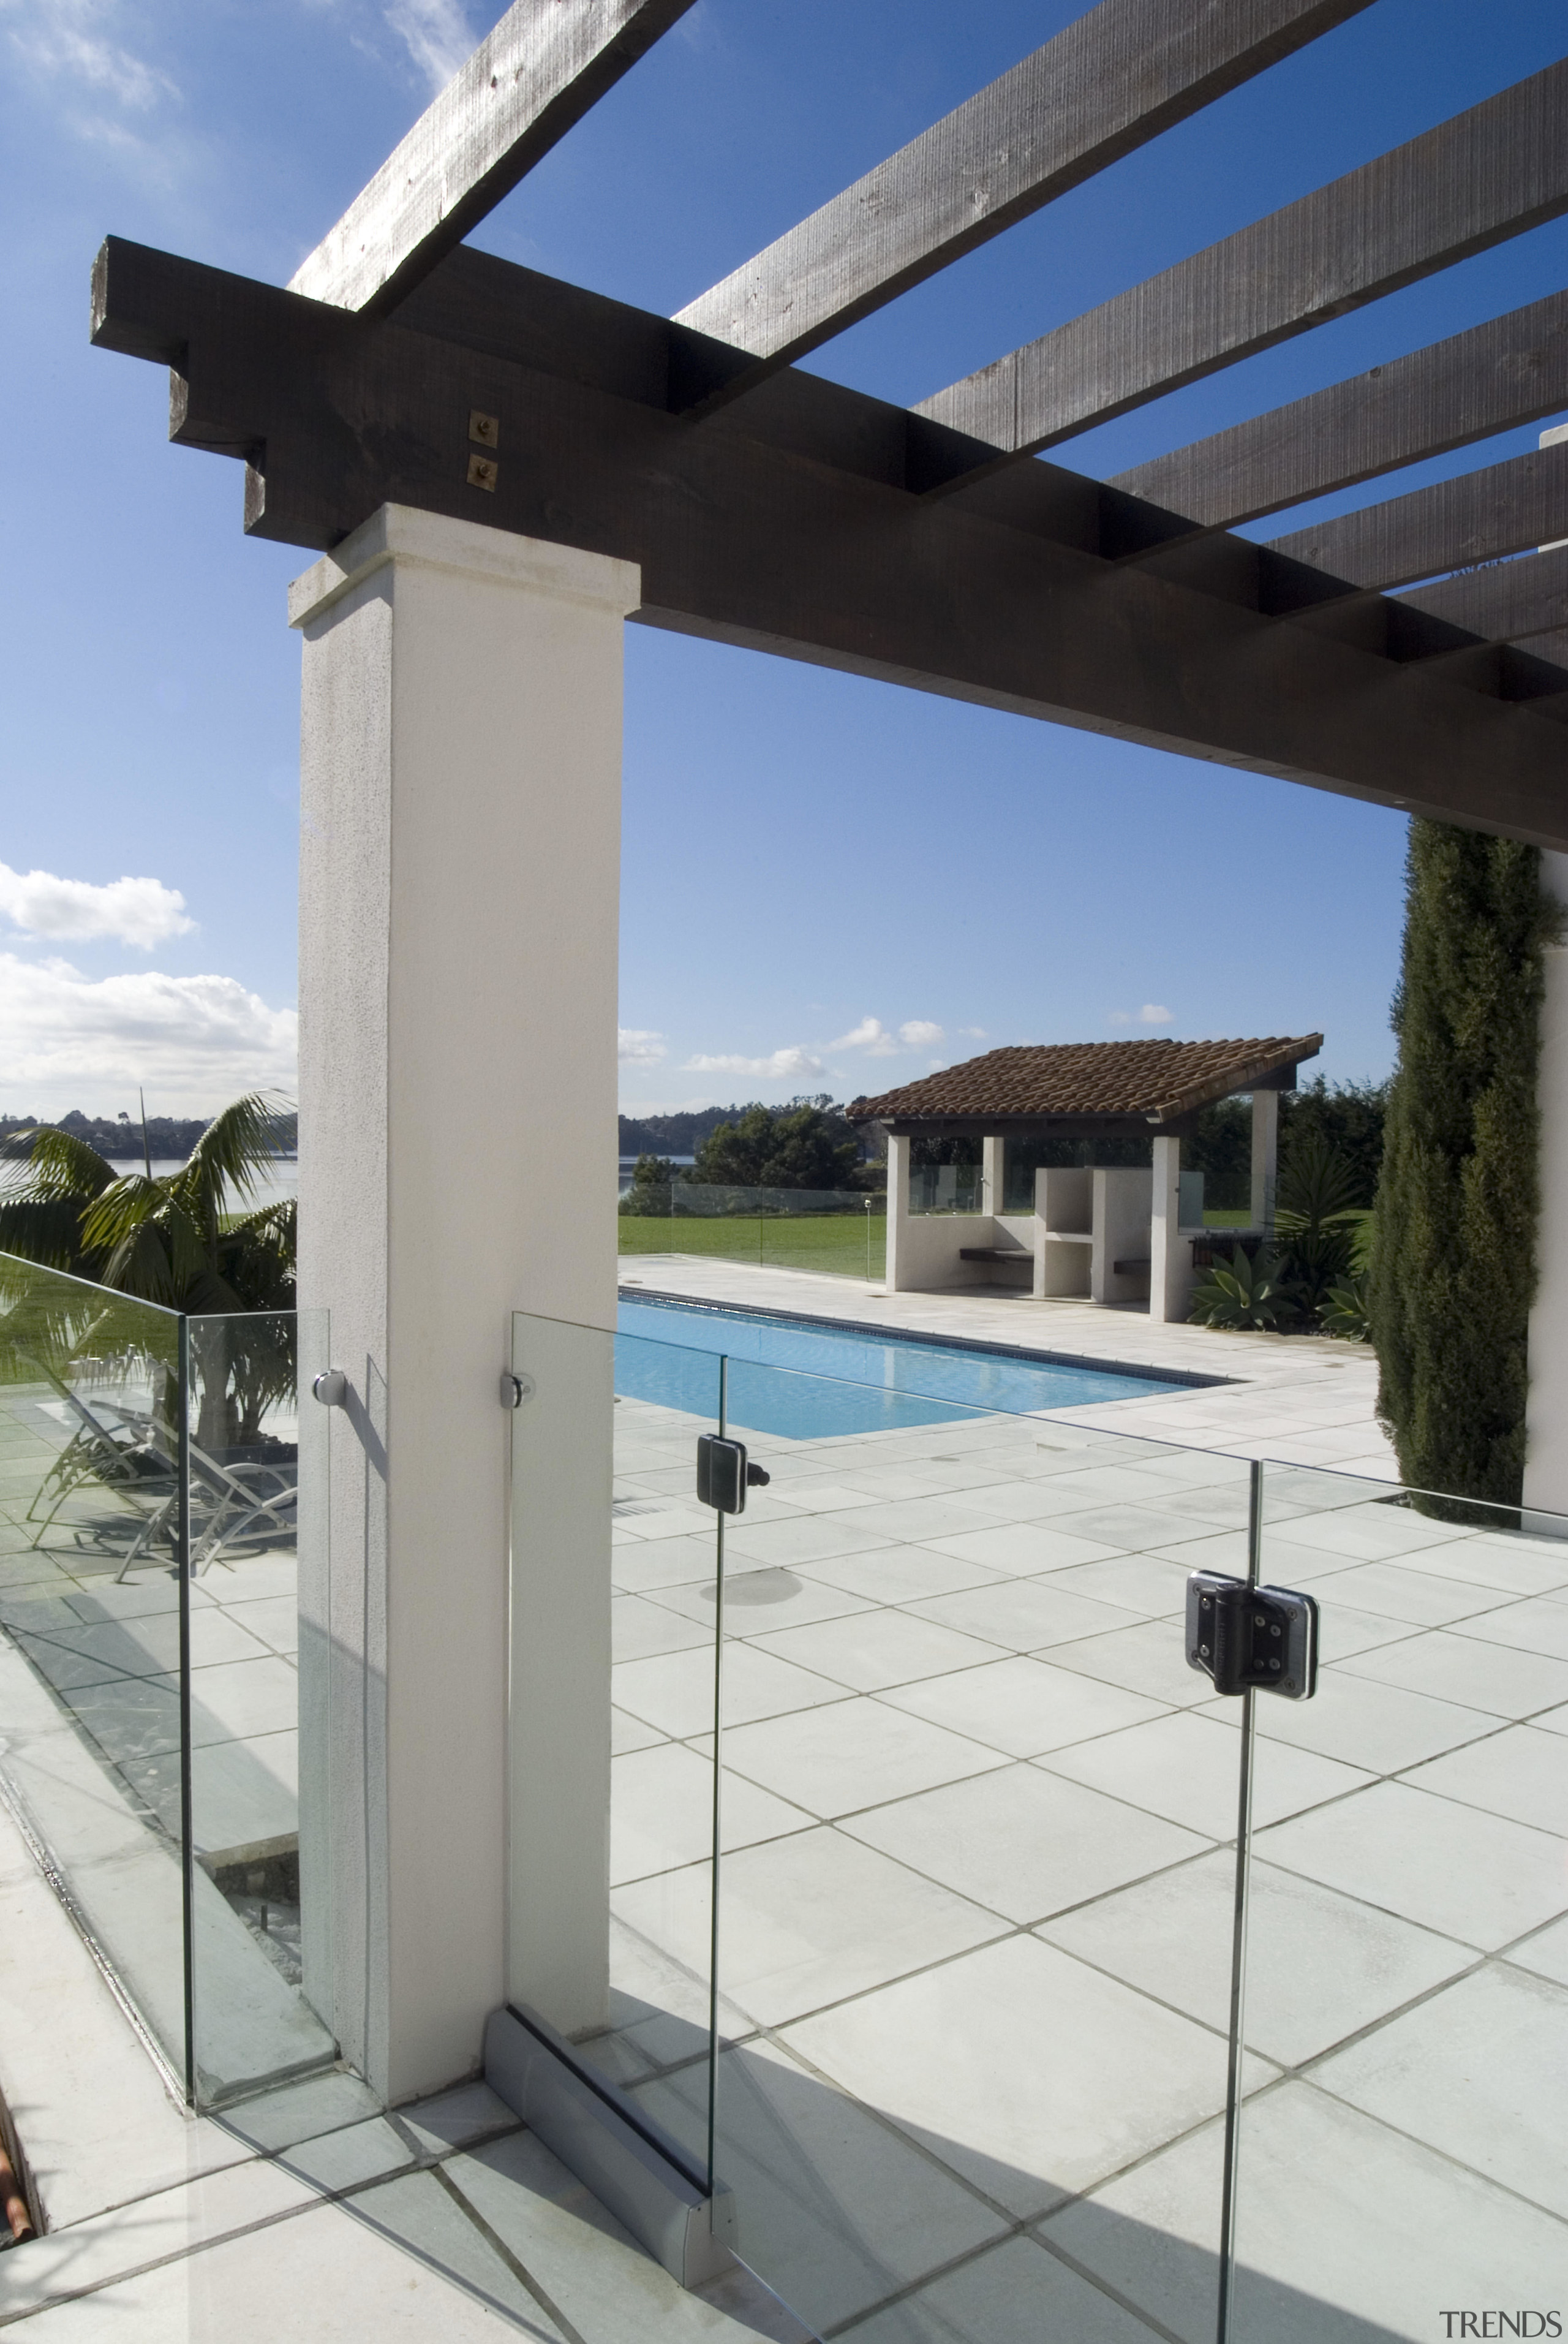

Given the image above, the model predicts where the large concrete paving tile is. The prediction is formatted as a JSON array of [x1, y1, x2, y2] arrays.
[[1039, 1848, 1474, 2066], [1042, 1709, 1366, 1836], [780, 1934, 1239, 2220], [1255, 1779, 1568, 1948], [718, 1696, 1007, 1820], [1042, 2087, 1568, 2344], [747, 1607, 1006, 1693], [841, 1762, 1208, 1924], [612, 1824, 1005, 2028], [879, 1654, 1167, 1760], [1311, 1962, 1568, 2217], [611, 1742, 810, 1885]]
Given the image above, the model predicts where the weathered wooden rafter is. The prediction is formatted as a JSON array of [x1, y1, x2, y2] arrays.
[[673, 0, 1372, 401], [915, 61, 1568, 471], [96, 1, 1568, 847], [1398, 545, 1568, 651], [290, 0, 692, 316], [1111, 290, 1568, 531], [92, 235, 1568, 848], [1264, 442, 1568, 591]]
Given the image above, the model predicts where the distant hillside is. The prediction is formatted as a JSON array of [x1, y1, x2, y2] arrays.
[[0, 1110, 298, 1162], [619, 1105, 755, 1157]]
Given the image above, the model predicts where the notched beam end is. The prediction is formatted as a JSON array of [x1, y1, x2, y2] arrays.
[[90, 236, 187, 368]]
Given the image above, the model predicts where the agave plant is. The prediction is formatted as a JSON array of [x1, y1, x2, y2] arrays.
[[1319, 1272, 1372, 1342], [1189, 1244, 1297, 1331], [0, 1094, 296, 1450]]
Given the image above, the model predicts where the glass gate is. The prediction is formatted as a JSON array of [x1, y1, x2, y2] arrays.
[[511, 1295, 1568, 2338]]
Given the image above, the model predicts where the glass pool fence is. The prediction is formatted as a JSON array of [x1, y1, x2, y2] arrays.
[[0, 1252, 332, 2111], [512, 1295, 1568, 2342]]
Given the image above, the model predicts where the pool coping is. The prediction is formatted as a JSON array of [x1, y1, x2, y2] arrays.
[[617, 1285, 1234, 1394]]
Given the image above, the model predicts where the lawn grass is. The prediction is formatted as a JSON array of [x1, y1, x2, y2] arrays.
[[618, 1212, 885, 1280]]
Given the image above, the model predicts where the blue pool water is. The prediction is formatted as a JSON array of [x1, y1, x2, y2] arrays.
[[615, 1296, 1194, 1440]]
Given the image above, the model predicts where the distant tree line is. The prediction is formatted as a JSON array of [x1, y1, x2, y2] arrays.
[[622, 1098, 883, 1208], [913, 1079, 1389, 1211], [0, 1110, 299, 1162]]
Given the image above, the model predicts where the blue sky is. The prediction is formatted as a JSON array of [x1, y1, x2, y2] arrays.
[[2, 0, 1565, 1119]]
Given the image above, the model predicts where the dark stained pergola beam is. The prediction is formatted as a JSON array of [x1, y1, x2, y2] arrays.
[[915, 60, 1568, 471], [89, 236, 1568, 849], [671, 0, 1372, 399], [288, 0, 693, 317], [1265, 440, 1568, 591], [1398, 545, 1568, 651], [1110, 290, 1568, 531]]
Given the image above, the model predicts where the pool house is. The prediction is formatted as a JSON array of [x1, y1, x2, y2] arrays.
[[853, 1035, 1322, 1321]]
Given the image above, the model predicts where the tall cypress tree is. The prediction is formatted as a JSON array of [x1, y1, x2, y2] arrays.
[[1371, 820, 1556, 1504]]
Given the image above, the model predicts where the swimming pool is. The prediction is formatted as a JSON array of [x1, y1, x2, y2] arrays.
[[614, 1294, 1201, 1440]]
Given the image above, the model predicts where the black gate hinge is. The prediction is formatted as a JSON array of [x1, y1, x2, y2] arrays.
[[1185, 1572, 1319, 1700]]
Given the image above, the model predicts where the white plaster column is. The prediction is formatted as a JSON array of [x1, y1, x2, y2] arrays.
[[1148, 1134, 1185, 1324], [982, 1134, 1005, 1219], [1250, 1090, 1280, 1231], [885, 1133, 911, 1291], [1525, 850, 1568, 1516], [292, 507, 638, 2104]]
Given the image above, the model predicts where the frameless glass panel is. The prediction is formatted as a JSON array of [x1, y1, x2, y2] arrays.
[[617, 1184, 886, 1282], [184, 1309, 336, 2107], [1232, 1465, 1568, 2339], [510, 1310, 725, 2171], [0, 1253, 190, 2085], [622, 1333, 1252, 2342], [908, 1162, 985, 1215]]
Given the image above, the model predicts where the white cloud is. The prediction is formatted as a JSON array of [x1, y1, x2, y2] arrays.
[[0, 956, 296, 1118], [617, 1027, 667, 1064], [385, 0, 474, 91], [1108, 1004, 1174, 1028], [2, 0, 177, 110], [828, 1015, 896, 1054], [829, 1015, 944, 1056], [684, 1045, 824, 1081], [0, 863, 193, 950], [958, 1026, 988, 1039]]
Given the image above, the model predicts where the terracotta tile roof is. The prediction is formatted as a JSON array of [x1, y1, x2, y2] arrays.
[[849, 1035, 1322, 1125]]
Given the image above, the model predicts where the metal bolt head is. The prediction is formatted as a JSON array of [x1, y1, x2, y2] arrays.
[[467, 453, 499, 491], [469, 409, 499, 447]]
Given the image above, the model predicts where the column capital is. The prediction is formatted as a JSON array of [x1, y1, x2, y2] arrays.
[[288, 504, 641, 631]]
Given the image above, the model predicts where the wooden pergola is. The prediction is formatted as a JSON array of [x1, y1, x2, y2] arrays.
[[81, 0, 1568, 2144], [92, 0, 1568, 844]]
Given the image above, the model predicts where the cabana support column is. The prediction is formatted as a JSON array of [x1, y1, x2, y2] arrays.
[[1251, 1092, 1280, 1232]]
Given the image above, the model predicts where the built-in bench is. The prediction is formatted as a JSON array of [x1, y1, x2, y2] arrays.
[[959, 1247, 1032, 1266], [1112, 1257, 1152, 1275]]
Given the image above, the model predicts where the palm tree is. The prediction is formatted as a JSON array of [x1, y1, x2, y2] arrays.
[[0, 1093, 296, 1450]]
